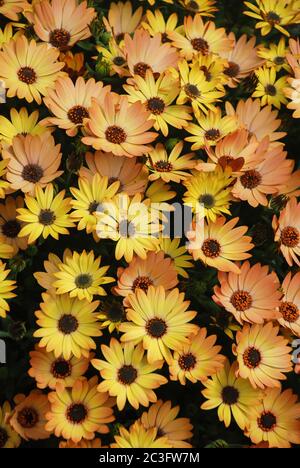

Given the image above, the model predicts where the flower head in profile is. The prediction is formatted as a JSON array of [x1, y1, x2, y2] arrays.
[[104, 0, 143, 42], [82, 93, 157, 157], [0, 402, 21, 448], [0, 159, 10, 199], [0, 0, 28, 21], [273, 197, 300, 266], [284, 64, 300, 118], [146, 142, 195, 183], [0, 260, 16, 319], [2, 133, 63, 195], [111, 422, 171, 448], [92, 339, 167, 410], [46, 377, 115, 443], [141, 9, 180, 40], [157, 237, 194, 278], [0, 196, 28, 255], [17, 184, 74, 244], [0, 35, 65, 104], [179, 0, 217, 16]]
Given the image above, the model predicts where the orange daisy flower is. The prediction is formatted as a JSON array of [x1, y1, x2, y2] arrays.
[[0, 0, 28, 21], [213, 261, 282, 325], [0, 196, 28, 254], [32, 0, 96, 50], [104, 1, 143, 42], [273, 197, 300, 266], [277, 271, 300, 336], [187, 216, 253, 274], [2, 133, 63, 195], [82, 93, 157, 157], [233, 322, 292, 389]]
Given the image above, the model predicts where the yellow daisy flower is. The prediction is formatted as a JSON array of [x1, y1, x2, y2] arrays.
[[201, 359, 262, 429], [53, 250, 114, 302], [0, 260, 16, 318], [0, 22, 21, 49], [33, 249, 71, 293], [97, 298, 125, 333], [0, 402, 21, 448], [96, 38, 128, 77], [70, 174, 120, 234], [120, 285, 198, 364], [0, 159, 10, 199], [46, 377, 115, 443], [0, 108, 49, 147], [111, 421, 171, 448], [179, 0, 217, 16], [34, 292, 102, 359], [257, 37, 290, 71], [124, 70, 192, 137], [0, 0, 27, 21], [157, 237, 194, 278], [183, 166, 233, 222], [0, 196, 28, 255], [92, 339, 167, 410], [141, 9, 180, 40], [253, 66, 288, 109]]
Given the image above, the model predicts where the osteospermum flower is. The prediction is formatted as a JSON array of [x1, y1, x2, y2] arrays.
[[8, 391, 50, 441], [0, 196, 28, 254], [0, 260, 16, 318], [157, 237, 194, 278], [96, 193, 161, 263], [141, 9, 180, 40], [0, 402, 20, 448], [97, 298, 126, 333], [43, 76, 109, 137], [225, 98, 286, 145], [70, 174, 120, 234], [245, 387, 300, 448], [124, 29, 179, 78], [257, 37, 290, 72], [0, 23, 20, 50], [201, 359, 262, 430], [0, 159, 10, 199], [169, 328, 224, 384], [0, 108, 49, 147], [111, 422, 171, 448], [139, 400, 193, 448], [120, 286, 198, 364], [0, 35, 65, 104], [46, 377, 115, 443], [34, 292, 102, 359], [169, 14, 233, 61], [175, 59, 225, 115], [34, 249, 71, 293], [233, 322, 293, 389], [220, 33, 263, 88], [232, 141, 292, 207], [29, 346, 90, 390], [32, 0, 96, 50], [96, 38, 128, 77], [146, 142, 196, 183], [79, 151, 148, 196], [284, 66, 300, 118], [82, 93, 157, 157], [124, 70, 192, 137], [253, 66, 288, 109], [185, 107, 238, 150], [0, 0, 28, 20], [272, 197, 300, 266], [104, 0, 143, 42], [187, 216, 253, 274], [2, 133, 63, 195], [61, 51, 85, 79], [277, 271, 300, 336], [244, 0, 300, 37], [17, 184, 74, 244], [179, 0, 217, 16], [183, 166, 233, 222], [92, 339, 167, 410], [213, 261, 282, 325], [53, 250, 114, 302]]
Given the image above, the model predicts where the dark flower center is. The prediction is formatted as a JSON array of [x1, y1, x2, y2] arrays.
[[202, 238, 221, 258], [240, 169, 262, 189], [58, 314, 78, 334], [153, 160, 173, 172], [88, 201, 99, 214], [22, 164, 43, 183], [105, 125, 127, 144], [258, 411, 277, 432], [17, 407, 39, 428], [200, 65, 212, 81], [39, 209, 56, 226], [67, 403, 87, 424], [243, 347, 261, 369], [105, 303, 125, 323], [205, 128, 221, 141], [113, 56, 126, 66], [75, 273, 93, 289], [17, 67, 37, 84], [50, 28, 71, 50], [274, 56, 284, 65], [161, 32, 169, 43], [230, 290, 253, 312], [224, 61, 240, 78], [178, 352, 197, 371], [133, 62, 152, 78], [147, 97, 165, 115], [115, 33, 124, 43], [132, 276, 154, 292], [265, 84, 277, 96], [186, 0, 200, 11], [119, 219, 136, 238], [0, 427, 8, 448], [184, 83, 201, 99], [146, 318, 168, 338], [51, 358, 72, 379], [191, 37, 209, 54], [199, 194, 215, 209], [280, 226, 299, 247], [265, 11, 281, 24], [2, 219, 21, 238], [279, 301, 299, 323], [118, 365, 137, 385], [221, 385, 239, 405], [67, 105, 89, 125]]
